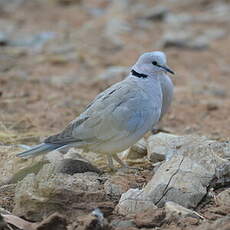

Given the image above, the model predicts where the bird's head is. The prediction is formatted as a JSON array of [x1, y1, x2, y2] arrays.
[[132, 51, 174, 77]]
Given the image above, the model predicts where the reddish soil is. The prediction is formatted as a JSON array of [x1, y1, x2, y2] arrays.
[[0, 0, 229, 229]]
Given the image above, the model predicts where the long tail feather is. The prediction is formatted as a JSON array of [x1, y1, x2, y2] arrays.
[[16, 143, 63, 158]]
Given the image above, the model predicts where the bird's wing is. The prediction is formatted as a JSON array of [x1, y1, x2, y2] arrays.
[[45, 80, 162, 145]]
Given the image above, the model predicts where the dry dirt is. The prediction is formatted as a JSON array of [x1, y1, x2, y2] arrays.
[[0, 0, 229, 229]]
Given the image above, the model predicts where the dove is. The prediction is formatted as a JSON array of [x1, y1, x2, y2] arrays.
[[17, 51, 174, 169]]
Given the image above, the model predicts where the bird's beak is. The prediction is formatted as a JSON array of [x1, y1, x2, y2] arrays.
[[161, 65, 175, 75]]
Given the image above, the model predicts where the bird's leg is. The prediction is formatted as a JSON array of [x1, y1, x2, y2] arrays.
[[151, 122, 161, 134], [106, 153, 142, 173], [112, 153, 127, 168], [107, 153, 128, 171], [58, 146, 71, 154], [151, 121, 171, 134], [112, 153, 141, 173], [107, 154, 115, 171]]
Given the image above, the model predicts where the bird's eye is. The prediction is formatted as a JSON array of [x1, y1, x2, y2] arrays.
[[152, 61, 158, 66]]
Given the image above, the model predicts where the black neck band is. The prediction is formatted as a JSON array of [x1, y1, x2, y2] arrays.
[[131, 69, 148, 78]]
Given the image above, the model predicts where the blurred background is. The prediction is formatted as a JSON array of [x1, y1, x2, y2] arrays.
[[0, 0, 229, 145]]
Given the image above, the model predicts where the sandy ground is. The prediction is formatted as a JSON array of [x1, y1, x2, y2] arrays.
[[0, 0, 229, 229]]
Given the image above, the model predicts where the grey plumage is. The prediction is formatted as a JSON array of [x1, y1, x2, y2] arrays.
[[159, 74, 174, 120], [17, 51, 174, 168], [16, 143, 63, 158]]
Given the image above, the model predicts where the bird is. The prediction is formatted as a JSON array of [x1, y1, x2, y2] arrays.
[[17, 51, 174, 169]]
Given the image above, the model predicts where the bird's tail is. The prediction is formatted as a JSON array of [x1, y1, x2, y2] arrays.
[[16, 143, 63, 159]]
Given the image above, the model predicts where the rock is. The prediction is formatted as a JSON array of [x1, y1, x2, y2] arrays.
[[147, 133, 207, 163], [13, 164, 105, 221], [72, 210, 112, 230], [216, 188, 230, 207], [43, 74, 80, 87], [202, 29, 226, 41], [116, 228, 138, 230], [51, 0, 82, 6], [64, 148, 86, 160], [9, 32, 56, 52], [207, 141, 230, 160], [159, 31, 208, 50], [105, 18, 130, 47], [204, 83, 228, 98], [2, 212, 67, 230], [206, 103, 219, 111], [117, 135, 229, 212], [0, 207, 11, 215], [72, 0, 136, 68], [165, 13, 194, 26], [134, 208, 165, 228], [164, 214, 200, 227], [35, 212, 67, 230], [111, 219, 135, 228], [159, 29, 226, 50], [140, 6, 169, 21], [46, 149, 64, 164], [202, 205, 230, 221], [39, 42, 79, 66], [104, 0, 131, 46], [0, 145, 47, 184], [0, 145, 99, 184], [115, 188, 157, 215], [56, 159, 101, 175], [196, 216, 230, 230], [98, 66, 129, 86], [124, 138, 147, 160], [0, 32, 9, 46], [0, 214, 7, 229], [212, 161, 230, 189], [0, 0, 26, 13], [6, 161, 49, 184], [196, 3, 230, 23], [115, 228, 138, 230], [104, 174, 136, 199], [93, 202, 115, 218], [144, 139, 227, 208], [0, 184, 16, 212], [165, 201, 203, 219]]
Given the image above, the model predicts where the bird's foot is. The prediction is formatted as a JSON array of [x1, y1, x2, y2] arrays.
[[151, 128, 171, 135], [116, 165, 141, 174]]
